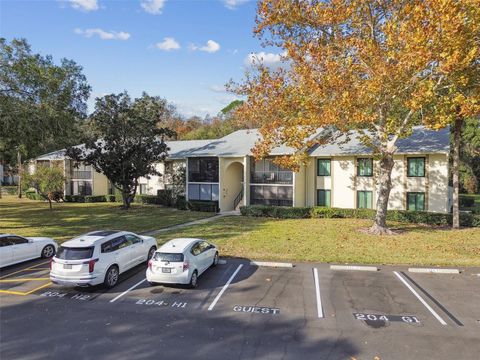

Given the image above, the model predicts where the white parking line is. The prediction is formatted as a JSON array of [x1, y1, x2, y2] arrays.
[[313, 268, 324, 318], [393, 271, 447, 326], [208, 264, 243, 311], [109, 278, 147, 303]]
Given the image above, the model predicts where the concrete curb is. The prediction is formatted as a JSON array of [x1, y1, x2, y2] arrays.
[[330, 265, 379, 272], [408, 268, 460, 274], [250, 261, 294, 268]]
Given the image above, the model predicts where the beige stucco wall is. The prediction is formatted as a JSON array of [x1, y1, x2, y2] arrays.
[[386, 155, 405, 210], [138, 160, 186, 195], [219, 157, 245, 212], [428, 153, 449, 213], [304, 154, 449, 213], [293, 163, 306, 207], [92, 170, 109, 196], [330, 156, 356, 209], [305, 158, 316, 207]]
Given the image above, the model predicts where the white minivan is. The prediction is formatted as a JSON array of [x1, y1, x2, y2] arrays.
[[50, 230, 157, 288], [146, 238, 219, 288]]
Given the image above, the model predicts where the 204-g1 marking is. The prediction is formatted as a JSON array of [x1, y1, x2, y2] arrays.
[[354, 313, 420, 324]]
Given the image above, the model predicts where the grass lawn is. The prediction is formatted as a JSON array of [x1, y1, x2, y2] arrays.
[[155, 216, 480, 267], [0, 196, 213, 242]]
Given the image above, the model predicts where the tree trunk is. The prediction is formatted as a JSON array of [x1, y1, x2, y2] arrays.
[[48, 198, 53, 211], [369, 153, 395, 235], [17, 151, 22, 198], [452, 117, 462, 229], [122, 189, 130, 210]]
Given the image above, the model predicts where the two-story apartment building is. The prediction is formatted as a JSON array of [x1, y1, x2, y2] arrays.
[[31, 126, 451, 213]]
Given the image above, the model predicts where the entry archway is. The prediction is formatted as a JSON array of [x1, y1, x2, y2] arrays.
[[221, 160, 244, 212]]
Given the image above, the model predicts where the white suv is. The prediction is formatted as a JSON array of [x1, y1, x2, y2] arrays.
[[146, 238, 219, 288], [50, 230, 157, 288]]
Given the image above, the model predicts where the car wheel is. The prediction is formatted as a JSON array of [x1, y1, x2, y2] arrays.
[[188, 270, 198, 289], [104, 266, 119, 288], [212, 252, 219, 267], [41, 245, 55, 258], [147, 246, 156, 261]]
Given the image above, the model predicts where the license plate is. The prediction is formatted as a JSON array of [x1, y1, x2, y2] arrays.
[[162, 268, 171, 273], [63, 264, 72, 269]]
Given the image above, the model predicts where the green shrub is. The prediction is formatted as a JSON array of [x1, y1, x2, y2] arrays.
[[175, 195, 187, 210], [67, 195, 85, 202], [188, 201, 218, 212], [84, 195, 107, 203], [134, 195, 161, 205], [25, 191, 43, 201], [241, 205, 479, 227], [156, 189, 174, 206], [240, 205, 310, 218], [106, 195, 116, 202], [459, 196, 475, 208], [2, 186, 18, 195]]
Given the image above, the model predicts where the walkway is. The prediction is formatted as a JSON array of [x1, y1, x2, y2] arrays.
[[140, 211, 240, 236]]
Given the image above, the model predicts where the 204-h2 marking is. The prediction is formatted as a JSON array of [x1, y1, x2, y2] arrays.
[[354, 313, 420, 324]]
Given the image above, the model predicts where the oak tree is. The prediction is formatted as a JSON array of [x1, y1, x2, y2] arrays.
[[66, 92, 175, 209], [233, 0, 480, 234]]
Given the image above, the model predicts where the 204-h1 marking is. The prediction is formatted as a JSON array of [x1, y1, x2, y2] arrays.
[[135, 299, 187, 308], [354, 313, 420, 324]]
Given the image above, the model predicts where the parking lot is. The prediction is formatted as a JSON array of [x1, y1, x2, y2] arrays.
[[1, 258, 479, 360]]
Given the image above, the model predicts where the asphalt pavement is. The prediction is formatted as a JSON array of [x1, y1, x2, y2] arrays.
[[1, 257, 479, 360]]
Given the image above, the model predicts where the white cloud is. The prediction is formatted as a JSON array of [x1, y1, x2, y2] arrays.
[[191, 40, 220, 53], [69, 0, 99, 11], [141, 0, 166, 14], [224, 0, 249, 10], [210, 84, 228, 93], [74, 28, 131, 40], [244, 51, 287, 68], [154, 37, 180, 51]]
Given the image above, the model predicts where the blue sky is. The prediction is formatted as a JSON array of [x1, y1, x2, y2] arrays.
[[0, 0, 283, 117]]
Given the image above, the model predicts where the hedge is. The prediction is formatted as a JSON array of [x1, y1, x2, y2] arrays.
[[134, 194, 162, 205], [85, 195, 107, 203], [459, 197, 476, 208], [240, 205, 480, 227], [64, 195, 85, 203], [2, 186, 17, 195], [25, 191, 44, 201], [187, 201, 219, 213]]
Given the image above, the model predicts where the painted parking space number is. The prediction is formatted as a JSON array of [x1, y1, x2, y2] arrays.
[[354, 313, 420, 324], [233, 305, 280, 315], [40, 291, 91, 301], [135, 299, 187, 308]]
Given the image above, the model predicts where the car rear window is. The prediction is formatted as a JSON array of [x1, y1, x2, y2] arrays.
[[56, 246, 94, 260], [154, 252, 184, 262]]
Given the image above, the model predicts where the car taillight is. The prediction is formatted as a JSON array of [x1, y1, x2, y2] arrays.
[[83, 259, 98, 273], [148, 260, 152, 270], [183, 260, 189, 272], [50, 258, 55, 270]]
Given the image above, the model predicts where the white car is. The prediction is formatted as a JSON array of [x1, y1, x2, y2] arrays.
[[146, 238, 219, 288], [50, 230, 157, 288], [0, 233, 58, 268]]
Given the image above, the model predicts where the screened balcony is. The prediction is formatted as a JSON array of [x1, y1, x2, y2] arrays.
[[250, 158, 293, 185]]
